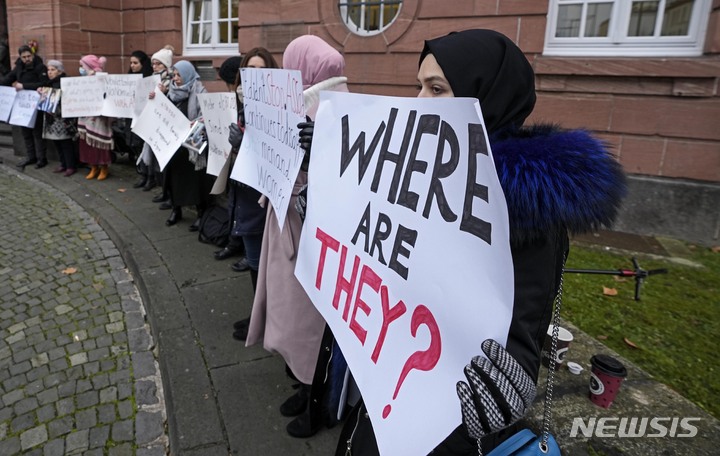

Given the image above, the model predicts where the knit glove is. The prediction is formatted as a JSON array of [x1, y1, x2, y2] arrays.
[[295, 184, 308, 222], [228, 122, 243, 150], [456, 339, 536, 441]]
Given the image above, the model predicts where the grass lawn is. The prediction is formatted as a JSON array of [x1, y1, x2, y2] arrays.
[[563, 240, 720, 419]]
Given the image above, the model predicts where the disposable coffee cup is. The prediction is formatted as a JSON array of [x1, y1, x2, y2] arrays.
[[541, 325, 573, 369], [589, 354, 628, 408]]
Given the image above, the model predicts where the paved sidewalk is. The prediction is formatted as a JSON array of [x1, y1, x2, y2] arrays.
[[0, 166, 166, 455], [1, 148, 718, 456]]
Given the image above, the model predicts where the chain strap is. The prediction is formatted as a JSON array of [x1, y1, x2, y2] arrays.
[[540, 261, 566, 450]]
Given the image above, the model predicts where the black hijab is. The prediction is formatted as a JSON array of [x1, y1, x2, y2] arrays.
[[420, 29, 536, 134], [129, 50, 152, 77]]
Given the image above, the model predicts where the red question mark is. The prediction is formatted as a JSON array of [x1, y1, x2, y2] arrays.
[[382, 305, 441, 418]]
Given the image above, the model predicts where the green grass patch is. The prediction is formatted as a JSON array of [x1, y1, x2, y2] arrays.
[[563, 241, 720, 419]]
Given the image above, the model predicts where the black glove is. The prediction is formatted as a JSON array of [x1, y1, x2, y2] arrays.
[[456, 339, 536, 441], [298, 120, 314, 171], [228, 122, 243, 150], [295, 184, 308, 222]]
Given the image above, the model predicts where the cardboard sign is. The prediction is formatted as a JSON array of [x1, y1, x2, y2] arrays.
[[295, 92, 514, 456], [9, 90, 40, 127], [60, 75, 106, 118], [197, 92, 238, 176], [132, 90, 192, 171], [132, 74, 161, 127], [231, 68, 305, 229], [102, 73, 142, 118], [0, 86, 17, 122]]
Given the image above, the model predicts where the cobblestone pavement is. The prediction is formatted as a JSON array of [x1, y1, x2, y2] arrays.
[[0, 167, 168, 455]]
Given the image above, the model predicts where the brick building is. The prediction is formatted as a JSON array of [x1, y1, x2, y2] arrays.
[[2, 0, 719, 244]]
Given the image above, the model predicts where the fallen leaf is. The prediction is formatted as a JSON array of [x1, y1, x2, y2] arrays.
[[624, 337, 640, 349], [711, 246, 720, 253], [61, 267, 77, 275], [597, 335, 608, 340], [79, 233, 92, 240], [117, 188, 127, 193], [602, 286, 618, 296]]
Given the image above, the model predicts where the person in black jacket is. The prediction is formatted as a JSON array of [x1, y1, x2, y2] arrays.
[[2, 45, 49, 168], [38, 60, 78, 176]]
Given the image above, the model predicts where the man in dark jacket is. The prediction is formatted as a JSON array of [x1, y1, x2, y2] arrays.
[[2, 45, 49, 168]]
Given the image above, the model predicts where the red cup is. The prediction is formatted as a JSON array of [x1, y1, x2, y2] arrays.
[[589, 354, 628, 408]]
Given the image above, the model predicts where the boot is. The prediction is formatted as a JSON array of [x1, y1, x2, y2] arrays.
[[143, 176, 157, 192], [166, 207, 182, 226], [133, 175, 148, 188], [97, 166, 109, 180], [280, 384, 310, 417], [286, 395, 322, 438], [85, 165, 98, 179], [232, 317, 250, 341]]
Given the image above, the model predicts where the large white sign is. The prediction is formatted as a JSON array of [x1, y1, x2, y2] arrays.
[[198, 92, 238, 176], [9, 90, 40, 127], [0, 86, 17, 122], [231, 68, 305, 229], [132, 90, 192, 171], [101, 73, 142, 118], [60, 75, 106, 118], [295, 92, 515, 456], [132, 74, 161, 127]]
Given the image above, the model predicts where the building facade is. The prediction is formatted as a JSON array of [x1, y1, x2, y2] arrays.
[[3, 0, 719, 243]]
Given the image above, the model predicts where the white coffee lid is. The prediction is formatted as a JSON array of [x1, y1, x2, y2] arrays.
[[567, 362, 583, 375]]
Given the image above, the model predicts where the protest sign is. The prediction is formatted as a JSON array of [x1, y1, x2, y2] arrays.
[[60, 75, 105, 117], [295, 92, 514, 456], [9, 90, 40, 127], [0, 86, 17, 122], [102, 74, 142, 118], [182, 118, 207, 155], [132, 74, 161, 128], [132, 90, 191, 171], [37, 87, 61, 114], [231, 67, 305, 228], [198, 92, 237, 176]]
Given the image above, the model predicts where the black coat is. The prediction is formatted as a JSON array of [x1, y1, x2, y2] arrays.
[[1, 54, 48, 89]]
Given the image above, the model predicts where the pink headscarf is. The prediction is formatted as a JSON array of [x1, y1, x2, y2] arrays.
[[282, 35, 345, 89], [80, 54, 107, 72]]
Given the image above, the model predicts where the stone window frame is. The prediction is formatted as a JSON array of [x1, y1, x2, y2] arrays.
[[320, 0, 417, 47], [543, 0, 713, 57], [183, 0, 239, 56], [338, 0, 403, 36]]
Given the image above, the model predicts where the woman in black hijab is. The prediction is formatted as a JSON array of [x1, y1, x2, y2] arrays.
[[127, 50, 153, 188], [334, 29, 626, 455]]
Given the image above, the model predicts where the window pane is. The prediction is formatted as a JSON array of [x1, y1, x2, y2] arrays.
[[190, 23, 200, 44], [628, 1, 659, 37], [190, 0, 202, 21], [232, 20, 238, 43], [585, 3, 613, 37], [200, 22, 211, 44], [383, 4, 399, 27], [366, 5, 380, 31], [661, 0, 693, 36], [556, 4, 582, 37], [201, 0, 212, 21], [219, 21, 229, 44]]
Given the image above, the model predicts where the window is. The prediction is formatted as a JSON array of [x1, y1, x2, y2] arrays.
[[544, 0, 712, 56], [184, 0, 239, 55], [339, 0, 402, 36]]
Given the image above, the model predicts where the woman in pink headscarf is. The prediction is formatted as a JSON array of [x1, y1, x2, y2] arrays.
[[245, 34, 348, 438], [77, 54, 114, 180]]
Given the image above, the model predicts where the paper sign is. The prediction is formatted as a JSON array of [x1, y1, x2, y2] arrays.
[[0, 86, 17, 122], [60, 75, 105, 117], [294, 92, 514, 456], [132, 74, 161, 127], [9, 90, 40, 127], [102, 74, 142, 118], [132, 90, 191, 171], [198, 92, 237, 176], [231, 68, 305, 229]]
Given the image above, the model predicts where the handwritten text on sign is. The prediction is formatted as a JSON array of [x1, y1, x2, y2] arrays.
[[132, 90, 191, 171], [0, 86, 17, 122], [231, 68, 305, 229], [198, 92, 238, 176], [295, 92, 514, 456], [101, 74, 142, 118], [60, 76, 106, 118], [9, 90, 40, 128]]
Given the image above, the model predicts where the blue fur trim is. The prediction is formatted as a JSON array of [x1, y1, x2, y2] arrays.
[[491, 124, 627, 244]]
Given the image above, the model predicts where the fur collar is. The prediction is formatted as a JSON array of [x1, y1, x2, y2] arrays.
[[491, 124, 626, 245]]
